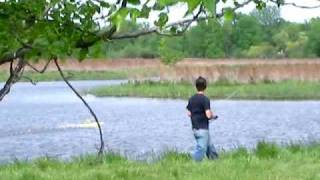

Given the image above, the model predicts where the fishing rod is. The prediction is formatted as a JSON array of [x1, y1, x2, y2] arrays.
[[208, 84, 245, 122]]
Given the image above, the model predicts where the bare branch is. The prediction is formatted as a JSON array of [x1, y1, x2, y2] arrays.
[[53, 58, 105, 156], [270, 0, 320, 9], [20, 76, 37, 85], [0, 58, 12, 66], [111, 0, 253, 40], [25, 60, 51, 74], [156, 4, 204, 37], [121, 0, 127, 8]]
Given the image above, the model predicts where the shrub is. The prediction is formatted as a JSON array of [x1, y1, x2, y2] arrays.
[[246, 43, 277, 58], [159, 38, 184, 65]]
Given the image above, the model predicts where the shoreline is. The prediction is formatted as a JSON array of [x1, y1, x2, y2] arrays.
[[0, 68, 159, 82], [0, 142, 319, 179], [90, 95, 320, 102]]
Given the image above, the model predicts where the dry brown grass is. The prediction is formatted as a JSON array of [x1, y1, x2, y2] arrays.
[[0, 58, 160, 72], [2, 58, 320, 83], [160, 58, 320, 83]]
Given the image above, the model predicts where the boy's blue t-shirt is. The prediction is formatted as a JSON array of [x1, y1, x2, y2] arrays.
[[186, 94, 211, 130]]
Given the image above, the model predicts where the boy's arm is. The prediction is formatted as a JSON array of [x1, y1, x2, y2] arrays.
[[206, 110, 218, 120], [186, 100, 191, 117], [204, 97, 218, 120], [187, 110, 191, 117], [205, 109, 213, 119]]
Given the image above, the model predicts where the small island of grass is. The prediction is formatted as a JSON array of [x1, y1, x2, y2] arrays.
[[88, 80, 320, 100]]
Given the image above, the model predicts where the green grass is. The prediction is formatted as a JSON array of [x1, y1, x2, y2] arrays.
[[89, 80, 320, 100], [0, 68, 158, 82], [1, 142, 320, 180]]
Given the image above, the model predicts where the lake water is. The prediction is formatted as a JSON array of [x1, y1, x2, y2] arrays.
[[1, 80, 320, 163]]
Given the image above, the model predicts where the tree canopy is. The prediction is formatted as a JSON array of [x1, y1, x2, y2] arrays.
[[92, 7, 320, 60], [2, 0, 316, 65]]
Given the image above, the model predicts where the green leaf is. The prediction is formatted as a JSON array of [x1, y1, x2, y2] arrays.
[[256, 2, 266, 10], [154, 12, 169, 28], [78, 48, 88, 61], [170, 26, 177, 33], [33, 37, 50, 49], [224, 8, 234, 21], [111, 8, 130, 30], [203, 0, 216, 16], [186, 0, 201, 12], [159, 0, 178, 6], [99, 1, 110, 8], [128, 0, 140, 5], [153, 2, 165, 10], [130, 8, 140, 22], [140, 5, 151, 18]]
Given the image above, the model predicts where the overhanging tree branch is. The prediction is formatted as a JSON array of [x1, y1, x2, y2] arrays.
[[0, 58, 25, 101], [110, 0, 253, 40], [154, 4, 205, 37], [0, 47, 31, 66], [270, 0, 320, 9], [25, 59, 52, 74], [54, 58, 105, 156], [20, 76, 37, 85]]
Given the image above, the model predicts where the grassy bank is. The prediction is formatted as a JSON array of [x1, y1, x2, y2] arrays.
[[0, 68, 158, 82], [0, 142, 319, 179], [89, 80, 320, 100]]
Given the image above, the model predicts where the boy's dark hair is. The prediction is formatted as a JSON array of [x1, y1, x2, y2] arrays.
[[195, 76, 207, 91]]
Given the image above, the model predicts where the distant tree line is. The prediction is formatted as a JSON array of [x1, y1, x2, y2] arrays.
[[88, 6, 320, 63]]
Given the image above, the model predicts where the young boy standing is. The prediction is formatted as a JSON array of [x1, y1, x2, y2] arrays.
[[186, 76, 218, 161]]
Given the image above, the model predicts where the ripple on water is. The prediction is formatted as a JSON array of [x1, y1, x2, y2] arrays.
[[0, 81, 320, 162]]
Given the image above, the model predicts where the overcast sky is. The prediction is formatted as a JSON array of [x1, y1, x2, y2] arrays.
[[162, 0, 320, 24], [238, 0, 320, 22]]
